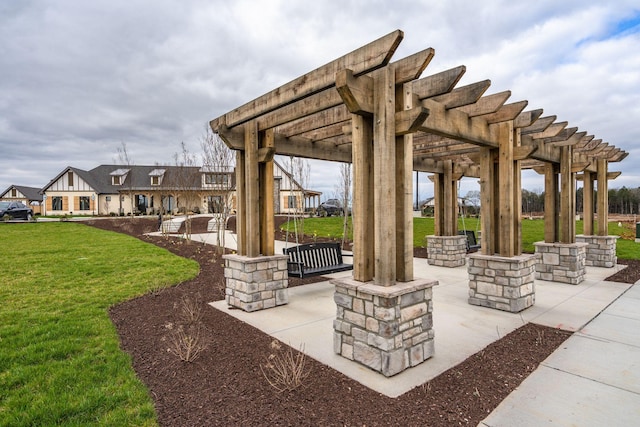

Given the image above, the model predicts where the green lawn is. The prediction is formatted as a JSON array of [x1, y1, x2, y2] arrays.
[[283, 217, 640, 259], [0, 222, 198, 426]]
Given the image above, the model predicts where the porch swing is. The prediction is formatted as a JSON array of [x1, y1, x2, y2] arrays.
[[281, 158, 353, 279], [458, 182, 481, 253]]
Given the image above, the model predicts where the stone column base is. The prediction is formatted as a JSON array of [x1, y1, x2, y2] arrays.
[[426, 235, 467, 267], [534, 242, 587, 285], [223, 254, 289, 312], [468, 253, 537, 312], [576, 235, 618, 268], [331, 277, 438, 377]]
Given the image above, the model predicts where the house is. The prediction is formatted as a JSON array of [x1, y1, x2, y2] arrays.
[[39, 162, 320, 216], [0, 185, 44, 215], [273, 159, 322, 214]]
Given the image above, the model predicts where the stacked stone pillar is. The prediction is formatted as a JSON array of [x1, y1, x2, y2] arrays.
[[533, 242, 587, 284], [332, 278, 436, 377], [468, 253, 537, 312], [223, 254, 289, 312], [426, 235, 467, 267], [575, 235, 618, 268]]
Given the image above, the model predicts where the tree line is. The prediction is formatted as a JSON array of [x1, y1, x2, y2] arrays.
[[521, 187, 640, 215]]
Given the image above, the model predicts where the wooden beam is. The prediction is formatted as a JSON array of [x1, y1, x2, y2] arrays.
[[430, 80, 491, 109], [481, 100, 528, 124], [514, 109, 544, 128], [549, 130, 586, 147], [419, 98, 497, 147], [457, 90, 511, 117], [514, 145, 538, 160], [211, 29, 403, 130], [276, 105, 349, 138], [392, 48, 435, 84], [411, 65, 466, 99], [336, 69, 374, 115], [528, 121, 567, 139], [395, 106, 430, 135], [521, 115, 556, 135]]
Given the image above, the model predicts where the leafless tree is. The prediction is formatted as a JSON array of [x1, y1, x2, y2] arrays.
[[281, 156, 311, 237], [201, 128, 235, 254], [173, 142, 198, 243], [116, 141, 135, 215]]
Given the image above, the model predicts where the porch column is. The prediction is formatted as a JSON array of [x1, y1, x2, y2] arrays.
[[576, 159, 618, 268], [469, 122, 536, 312], [222, 124, 288, 312]]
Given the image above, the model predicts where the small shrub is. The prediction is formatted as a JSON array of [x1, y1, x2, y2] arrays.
[[261, 339, 310, 393], [166, 293, 207, 362]]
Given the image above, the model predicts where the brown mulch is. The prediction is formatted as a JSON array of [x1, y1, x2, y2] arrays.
[[83, 216, 639, 426]]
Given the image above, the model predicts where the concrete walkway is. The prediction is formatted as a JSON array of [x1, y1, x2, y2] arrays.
[[165, 230, 639, 423]]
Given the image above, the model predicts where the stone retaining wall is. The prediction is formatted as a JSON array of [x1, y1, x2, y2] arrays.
[[426, 235, 467, 267], [534, 242, 587, 285], [332, 278, 437, 377], [468, 253, 537, 312], [223, 254, 289, 312], [576, 235, 618, 268]]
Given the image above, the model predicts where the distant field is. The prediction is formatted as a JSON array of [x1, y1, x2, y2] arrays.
[[282, 216, 640, 259]]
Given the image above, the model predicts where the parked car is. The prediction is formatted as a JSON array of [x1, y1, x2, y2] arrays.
[[0, 201, 34, 221], [317, 199, 344, 217]]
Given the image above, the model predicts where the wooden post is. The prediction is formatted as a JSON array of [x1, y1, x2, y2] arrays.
[[583, 171, 594, 235], [513, 127, 522, 255], [244, 121, 260, 257], [259, 129, 275, 256], [597, 158, 609, 235], [443, 160, 455, 236], [479, 147, 494, 255], [497, 121, 515, 257], [544, 163, 559, 243], [433, 174, 444, 236], [235, 151, 247, 255], [560, 146, 575, 243], [396, 126, 414, 281], [352, 114, 375, 282], [372, 64, 396, 286]]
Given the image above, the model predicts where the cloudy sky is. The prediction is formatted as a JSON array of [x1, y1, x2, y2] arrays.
[[1, 0, 639, 201]]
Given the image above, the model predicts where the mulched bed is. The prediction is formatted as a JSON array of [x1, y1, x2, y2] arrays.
[[84, 216, 639, 426]]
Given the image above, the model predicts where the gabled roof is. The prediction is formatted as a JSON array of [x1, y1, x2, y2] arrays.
[[40, 166, 98, 192], [0, 185, 43, 201], [39, 164, 239, 195]]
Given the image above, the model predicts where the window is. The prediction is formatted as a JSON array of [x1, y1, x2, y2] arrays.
[[11, 188, 16, 197], [208, 196, 224, 214], [151, 176, 160, 186], [205, 173, 227, 186], [112, 176, 121, 185], [79, 196, 90, 211], [287, 195, 297, 209], [106, 196, 111, 202], [68, 171, 74, 187], [52, 196, 63, 211]]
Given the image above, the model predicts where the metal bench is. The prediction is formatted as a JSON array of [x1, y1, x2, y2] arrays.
[[283, 242, 353, 279], [458, 230, 481, 253]]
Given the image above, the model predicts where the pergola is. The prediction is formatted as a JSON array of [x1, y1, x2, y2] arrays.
[[210, 30, 627, 376]]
